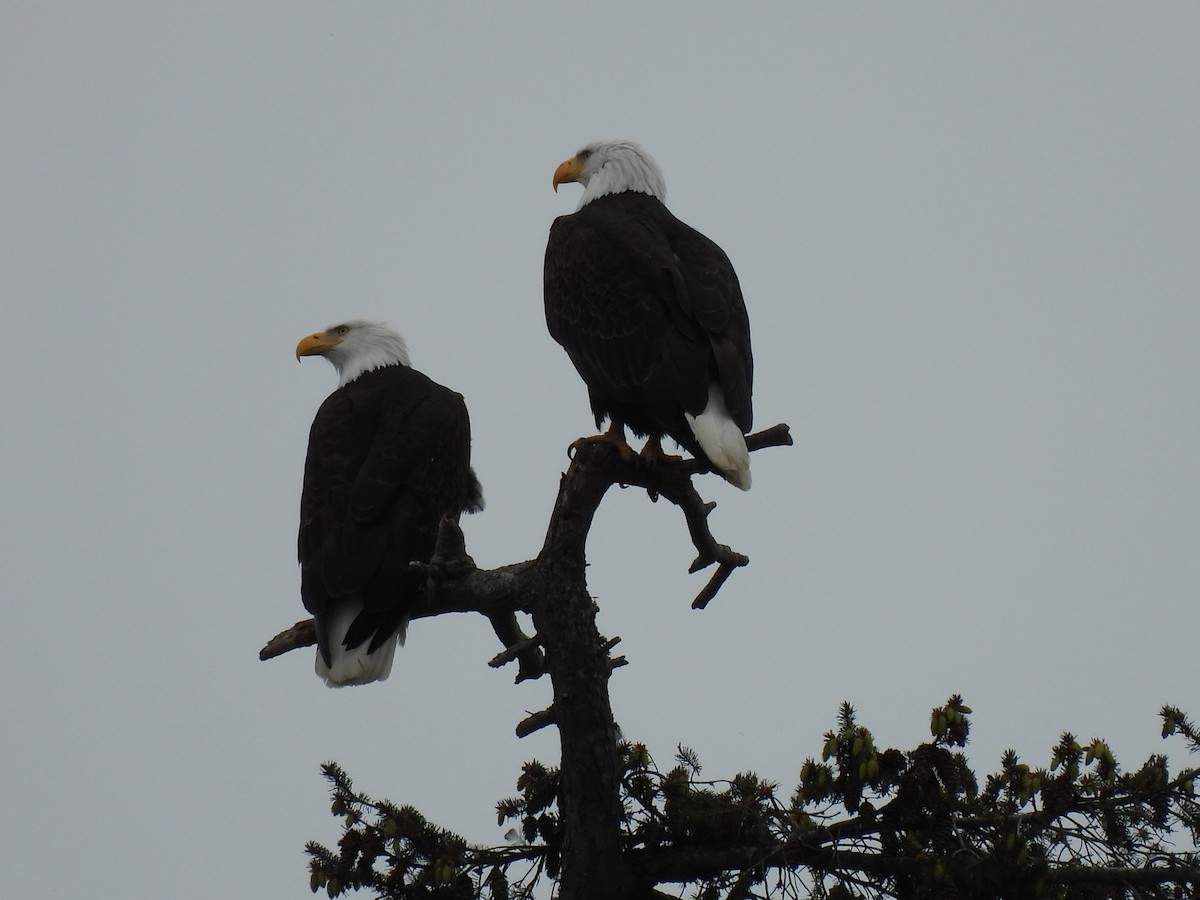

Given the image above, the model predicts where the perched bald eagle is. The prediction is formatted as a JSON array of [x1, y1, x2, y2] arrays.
[[544, 140, 754, 489], [296, 320, 483, 687]]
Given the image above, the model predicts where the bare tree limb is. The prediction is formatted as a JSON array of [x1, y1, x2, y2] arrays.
[[258, 514, 535, 664], [259, 618, 316, 661], [488, 633, 546, 683], [516, 705, 559, 739], [562, 423, 792, 608], [691, 562, 739, 611], [489, 635, 542, 669], [257, 559, 535, 662]]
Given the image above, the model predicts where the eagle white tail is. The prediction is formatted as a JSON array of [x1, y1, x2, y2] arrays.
[[316, 601, 405, 687], [685, 384, 752, 491]]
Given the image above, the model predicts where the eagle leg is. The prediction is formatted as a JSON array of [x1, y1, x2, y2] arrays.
[[570, 420, 638, 464], [639, 435, 683, 467]]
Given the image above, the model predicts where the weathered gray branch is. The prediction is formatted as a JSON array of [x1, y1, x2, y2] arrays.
[[516, 705, 558, 739], [257, 552, 536, 665]]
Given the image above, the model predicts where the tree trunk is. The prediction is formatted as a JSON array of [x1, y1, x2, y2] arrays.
[[528, 451, 635, 899]]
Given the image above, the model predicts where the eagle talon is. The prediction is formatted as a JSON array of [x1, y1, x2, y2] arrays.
[[571, 425, 638, 465], [426, 553, 477, 582], [639, 436, 682, 468]]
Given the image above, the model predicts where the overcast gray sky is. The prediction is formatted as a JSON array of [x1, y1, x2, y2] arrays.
[[3, 3, 1198, 897]]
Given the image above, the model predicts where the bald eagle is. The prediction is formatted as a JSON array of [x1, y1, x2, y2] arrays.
[[296, 320, 483, 686], [544, 140, 754, 489]]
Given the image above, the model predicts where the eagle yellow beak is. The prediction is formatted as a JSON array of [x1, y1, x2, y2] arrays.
[[296, 332, 339, 361], [552, 156, 585, 192]]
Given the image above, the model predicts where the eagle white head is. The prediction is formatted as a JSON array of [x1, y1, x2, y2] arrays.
[[552, 139, 667, 211], [295, 319, 412, 388]]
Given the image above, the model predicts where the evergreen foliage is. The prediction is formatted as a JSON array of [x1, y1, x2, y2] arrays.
[[307, 701, 1200, 898]]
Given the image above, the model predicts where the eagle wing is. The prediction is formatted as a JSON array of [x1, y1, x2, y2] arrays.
[[299, 369, 473, 656], [660, 215, 753, 430], [545, 194, 752, 435]]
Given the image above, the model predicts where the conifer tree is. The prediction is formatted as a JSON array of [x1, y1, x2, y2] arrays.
[[263, 426, 1199, 899]]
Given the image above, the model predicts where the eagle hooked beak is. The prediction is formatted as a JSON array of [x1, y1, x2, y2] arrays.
[[296, 332, 340, 361], [552, 156, 586, 192]]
